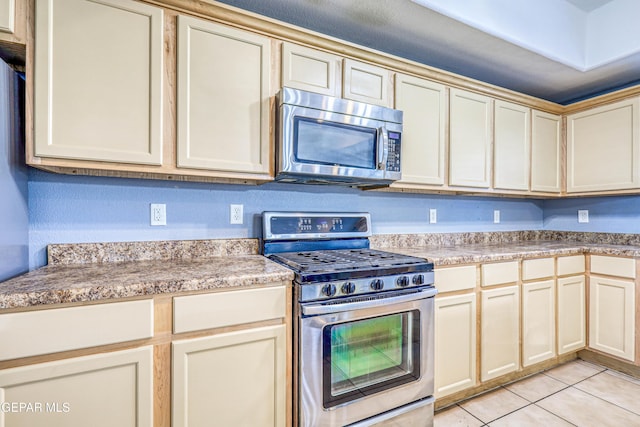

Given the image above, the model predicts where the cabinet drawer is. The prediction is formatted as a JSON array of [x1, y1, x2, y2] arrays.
[[173, 286, 286, 334], [481, 261, 519, 287], [435, 265, 476, 293], [522, 258, 554, 281], [557, 255, 585, 276], [0, 299, 154, 361], [590, 255, 636, 279]]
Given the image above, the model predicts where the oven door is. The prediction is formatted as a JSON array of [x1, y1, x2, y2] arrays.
[[298, 287, 436, 427]]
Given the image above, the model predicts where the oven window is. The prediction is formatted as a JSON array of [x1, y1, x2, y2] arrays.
[[322, 311, 421, 408], [294, 117, 377, 169]]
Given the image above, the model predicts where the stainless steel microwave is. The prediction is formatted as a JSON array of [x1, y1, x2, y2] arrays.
[[276, 87, 403, 188]]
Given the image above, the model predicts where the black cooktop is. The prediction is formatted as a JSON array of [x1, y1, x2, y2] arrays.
[[268, 249, 433, 283]]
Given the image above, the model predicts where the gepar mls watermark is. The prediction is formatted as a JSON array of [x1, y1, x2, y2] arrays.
[[1, 401, 71, 413]]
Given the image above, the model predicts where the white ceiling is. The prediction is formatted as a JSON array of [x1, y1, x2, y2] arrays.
[[216, 0, 640, 104]]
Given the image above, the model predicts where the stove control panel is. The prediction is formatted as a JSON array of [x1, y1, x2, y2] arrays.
[[298, 271, 435, 302]]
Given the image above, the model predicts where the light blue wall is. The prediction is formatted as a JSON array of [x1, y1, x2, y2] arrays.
[[0, 61, 28, 281], [544, 195, 640, 233], [28, 170, 544, 269]]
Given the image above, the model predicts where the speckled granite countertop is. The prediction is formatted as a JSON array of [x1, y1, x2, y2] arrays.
[[4, 233, 640, 310], [0, 239, 293, 310], [382, 241, 640, 266]]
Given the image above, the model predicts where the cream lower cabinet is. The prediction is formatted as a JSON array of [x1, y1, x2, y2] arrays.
[[393, 74, 446, 187], [481, 285, 520, 381], [0, 346, 153, 427], [449, 88, 492, 188], [589, 275, 635, 361], [522, 280, 556, 366], [177, 15, 271, 175], [34, 0, 164, 165], [172, 325, 286, 427], [557, 275, 586, 354], [434, 293, 477, 397], [172, 285, 288, 427]]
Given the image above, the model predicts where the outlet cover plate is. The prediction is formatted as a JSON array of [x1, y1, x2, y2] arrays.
[[578, 210, 589, 223], [230, 204, 243, 225], [150, 204, 166, 226]]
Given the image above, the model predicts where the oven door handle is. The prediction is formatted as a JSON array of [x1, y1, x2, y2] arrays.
[[301, 287, 437, 316]]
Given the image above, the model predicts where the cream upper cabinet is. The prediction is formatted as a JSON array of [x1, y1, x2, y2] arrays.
[[589, 275, 635, 361], [567, 97, 640, 193], [434, 293, 477, 398], [557, 275, 586, 355], [177, 16, 271, 175], [481, 285, 519, 381], [34, 0, 163, 165], [531, 110, 561, 193], [0, 346, 153, 427], [172, 325, 286, 427], [449, 88, 492, 188], [281, 42, 340, 97], [522, 280, 556, 366], [0, 0, 14, 33], [494, 100, 530, 191], [342, 58, 392, 107], [393, 74, 446, 186]]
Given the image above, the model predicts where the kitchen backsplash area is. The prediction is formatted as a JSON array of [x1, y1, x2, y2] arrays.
[[27, 169, 544, 269]]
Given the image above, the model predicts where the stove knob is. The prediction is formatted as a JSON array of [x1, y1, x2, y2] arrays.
[[321, 283, 337, 297], [341, 282, 356, 295], [396, 276, 410, 287], [370, 279, 384, 291], [412, 274, 425, 285]]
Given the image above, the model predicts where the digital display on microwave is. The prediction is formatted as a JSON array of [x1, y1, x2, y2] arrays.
[[294, 118, 376, 169]]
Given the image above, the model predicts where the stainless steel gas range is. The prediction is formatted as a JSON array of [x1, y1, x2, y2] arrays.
[[262, 212, 437, 427]]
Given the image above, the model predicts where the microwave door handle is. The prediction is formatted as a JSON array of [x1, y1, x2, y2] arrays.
[[377, 127, 389, 170]]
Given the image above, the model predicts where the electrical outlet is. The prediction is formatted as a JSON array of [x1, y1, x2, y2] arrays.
[[429, 209, 437, 224], [494, 210, 500, 224], [230, 204, 243, 225], [150, 204, 166, 226], [578, 209, 589, 223]]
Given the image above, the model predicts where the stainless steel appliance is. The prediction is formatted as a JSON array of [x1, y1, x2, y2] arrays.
[[262, 212, 436, 427], [276, 88, 403, 188]]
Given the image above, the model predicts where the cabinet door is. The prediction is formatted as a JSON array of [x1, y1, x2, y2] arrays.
[[0, 346, 153, 427], [531, 110, 561, 193], [434, 293, 476, 398], [34, 0, 163, 165], [481, 285, 519, 381], [449, 89, 492, 188], [557, 275, 586, 355], [494, 100, 530, 191], [522, 280, 556, 366], [343, 59, 391, 107], [281, 42, 340, 96], [567, 97, 640, 192], [0, 0, 14, 33], [393, 74, 446, 186], [589, 275, 635, 361], [177, 16, 271, 175], [172, 324, 286, 427]]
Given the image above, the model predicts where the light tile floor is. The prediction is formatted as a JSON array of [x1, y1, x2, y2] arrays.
[[435, 360, 640, 426]]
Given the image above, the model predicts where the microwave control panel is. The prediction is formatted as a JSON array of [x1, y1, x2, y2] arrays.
[[386, 132, 401, 172]]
